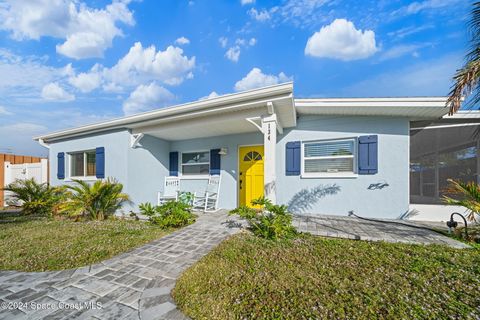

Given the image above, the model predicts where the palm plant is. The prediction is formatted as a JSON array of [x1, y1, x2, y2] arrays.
[[442, 179, 480, 221], [448, 2, 480, 114], [60, 178, 130, 220], [3, 178, 64, 216]]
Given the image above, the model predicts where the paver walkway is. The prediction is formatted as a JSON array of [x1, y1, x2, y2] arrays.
[[0, 212, 242, 320], [293, 214, 470, 249]]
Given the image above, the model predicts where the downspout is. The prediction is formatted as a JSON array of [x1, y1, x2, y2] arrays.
[[38, 138, 50, 149]]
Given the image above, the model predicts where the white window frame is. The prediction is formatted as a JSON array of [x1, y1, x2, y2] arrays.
[[68, 150, 97, 180], [180, 150, 210, 179], [301, 138, 358, 178]]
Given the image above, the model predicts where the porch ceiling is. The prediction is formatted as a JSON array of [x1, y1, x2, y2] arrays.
[[130, 92, 295, 141]]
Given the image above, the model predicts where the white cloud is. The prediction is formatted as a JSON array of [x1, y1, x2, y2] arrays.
[[123, 82, 174, 115], [248, 8, 271, 22], [219, 37, 228, 48], [379, 44, 429, 61], [106, 42, 196, 87], [0, 106, 13, 115], [0, 0, 134, 59], [200, 91, 220, 100], [68, 65, 102, 92], [345, 54, 461, 97], [41, 82, 75, 102], [175, 36, 190, 45], [305, 19, 378, 61], [103, 82, 123, 93], [225, 46, 241, 62], [234, 67, 291, 91], [403, 0, 463, 15], [249, 38, 257, 46], [241, 0, 255, 5]]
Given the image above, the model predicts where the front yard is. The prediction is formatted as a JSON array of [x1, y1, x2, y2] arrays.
[[173, 233, 480, 319], [0, 213, 172, 272]]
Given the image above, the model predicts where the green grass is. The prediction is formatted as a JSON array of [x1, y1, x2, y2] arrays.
[[173, 233, 480, 320], [0, 213, 173, 271]]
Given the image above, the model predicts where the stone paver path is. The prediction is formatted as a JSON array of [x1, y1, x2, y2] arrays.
[[293, 214, 469, 249], [0, 211, 241, 320]]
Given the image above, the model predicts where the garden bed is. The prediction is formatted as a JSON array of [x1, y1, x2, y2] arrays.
[[0, 213, 173, 271], [173, 233, 480, 319]]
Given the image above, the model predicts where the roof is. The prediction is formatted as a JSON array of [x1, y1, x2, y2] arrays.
[[35, 83, 453, 143], [35, 82, 295, 142], [294, 97, 450, 119]]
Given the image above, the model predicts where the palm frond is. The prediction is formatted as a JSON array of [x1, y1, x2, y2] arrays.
[[448, 2, 480, 114]]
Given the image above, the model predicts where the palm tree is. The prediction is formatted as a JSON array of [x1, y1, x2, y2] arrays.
[[448, 2, 480, 115], [60, 178, 130, 220]]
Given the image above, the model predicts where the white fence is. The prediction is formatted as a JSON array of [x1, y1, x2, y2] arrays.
[[3, 159, 48, 206]]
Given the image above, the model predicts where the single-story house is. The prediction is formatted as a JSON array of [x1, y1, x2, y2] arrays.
[[34, 82, 452, 219]]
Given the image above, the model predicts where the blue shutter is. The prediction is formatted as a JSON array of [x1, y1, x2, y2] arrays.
[[358, 135, 378, 174], [169, 152, 179, 176], [286, 141, 301, 176], [210, 149, 221, 175], [57, 152, 65, 180], [95, 147, 105, 179]]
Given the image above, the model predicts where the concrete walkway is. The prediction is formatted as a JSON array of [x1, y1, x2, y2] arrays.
[[293, 214, 470, 249], [0, 212, 241, 320]]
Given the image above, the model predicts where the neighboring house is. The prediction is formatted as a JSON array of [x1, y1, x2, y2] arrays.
[[35, 83, 451, 219], [409, 111, 480, 221]]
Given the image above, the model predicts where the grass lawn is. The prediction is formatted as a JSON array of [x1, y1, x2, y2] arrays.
[[0, 213, 173, 272], [173, 233, 480, 320]]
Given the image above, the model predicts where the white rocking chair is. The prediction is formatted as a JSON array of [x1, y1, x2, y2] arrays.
[[157, 177, 180, 205], [192, 175, 221, 212]]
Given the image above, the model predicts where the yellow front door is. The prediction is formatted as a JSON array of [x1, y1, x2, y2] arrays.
[[239, 146, 264, 207]]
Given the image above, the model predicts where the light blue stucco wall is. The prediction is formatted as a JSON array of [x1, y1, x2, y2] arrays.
[[47, 115, 409, 218], [276, 115, 410, 219], [49, 130, 130, 189]]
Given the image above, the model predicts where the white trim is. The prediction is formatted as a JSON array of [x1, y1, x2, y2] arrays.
[[179, 175, 210, 180], [410, 122, 480, 131], [180, 150, 210, 177], [130, 133, 144, 148], [68, 150, 97, 180], [300, 137, 357, 178]]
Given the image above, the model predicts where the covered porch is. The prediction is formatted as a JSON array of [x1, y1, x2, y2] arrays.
[[126, 83, 295, 208]]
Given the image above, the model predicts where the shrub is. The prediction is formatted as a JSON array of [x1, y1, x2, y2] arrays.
[[178, 191, 194, 206], [60, 178, 130, 220], [139, 201, 196, 229], [229, 197, 297, 240], [443, 179, 480, 222], [3, 178, 64, 216]]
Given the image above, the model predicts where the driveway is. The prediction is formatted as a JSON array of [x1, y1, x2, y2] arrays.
[[0, 212, 241, 320]]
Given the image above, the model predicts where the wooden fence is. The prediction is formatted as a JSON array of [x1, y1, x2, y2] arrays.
[[0, 153, 48, 207]]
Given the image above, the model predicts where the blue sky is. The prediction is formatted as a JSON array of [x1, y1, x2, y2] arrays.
[[0, 0, 471, 156]]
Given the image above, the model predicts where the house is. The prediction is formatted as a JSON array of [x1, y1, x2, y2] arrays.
[[34, 83, 451, 219]]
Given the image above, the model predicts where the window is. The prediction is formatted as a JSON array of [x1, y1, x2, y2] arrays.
[[243, 151, 262, 161], [70, 151, 96, 177], [303, 139, 355, 176], [181, 151, 210, 175]]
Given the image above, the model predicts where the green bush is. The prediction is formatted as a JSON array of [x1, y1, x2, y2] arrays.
[[229, 197, 297, 240], [60, 178, 130, 221], [3, 178, 64, 216], [139, 201, 196, 229], [178, 191, 194, 206]]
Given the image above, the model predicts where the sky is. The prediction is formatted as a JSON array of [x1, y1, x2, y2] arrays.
[[0, 0, 471, 157]]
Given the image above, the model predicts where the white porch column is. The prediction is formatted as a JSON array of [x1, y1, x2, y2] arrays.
[[261, 114, 277, 204]]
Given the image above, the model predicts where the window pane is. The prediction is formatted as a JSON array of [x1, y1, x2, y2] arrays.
[[71, 153, 84, 176], [182, 164, 210, 175], [86, 151, 96, 176], [305, 158, 353, 173], [305, 140, 354, 157], [182, 152, 209, 164]]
